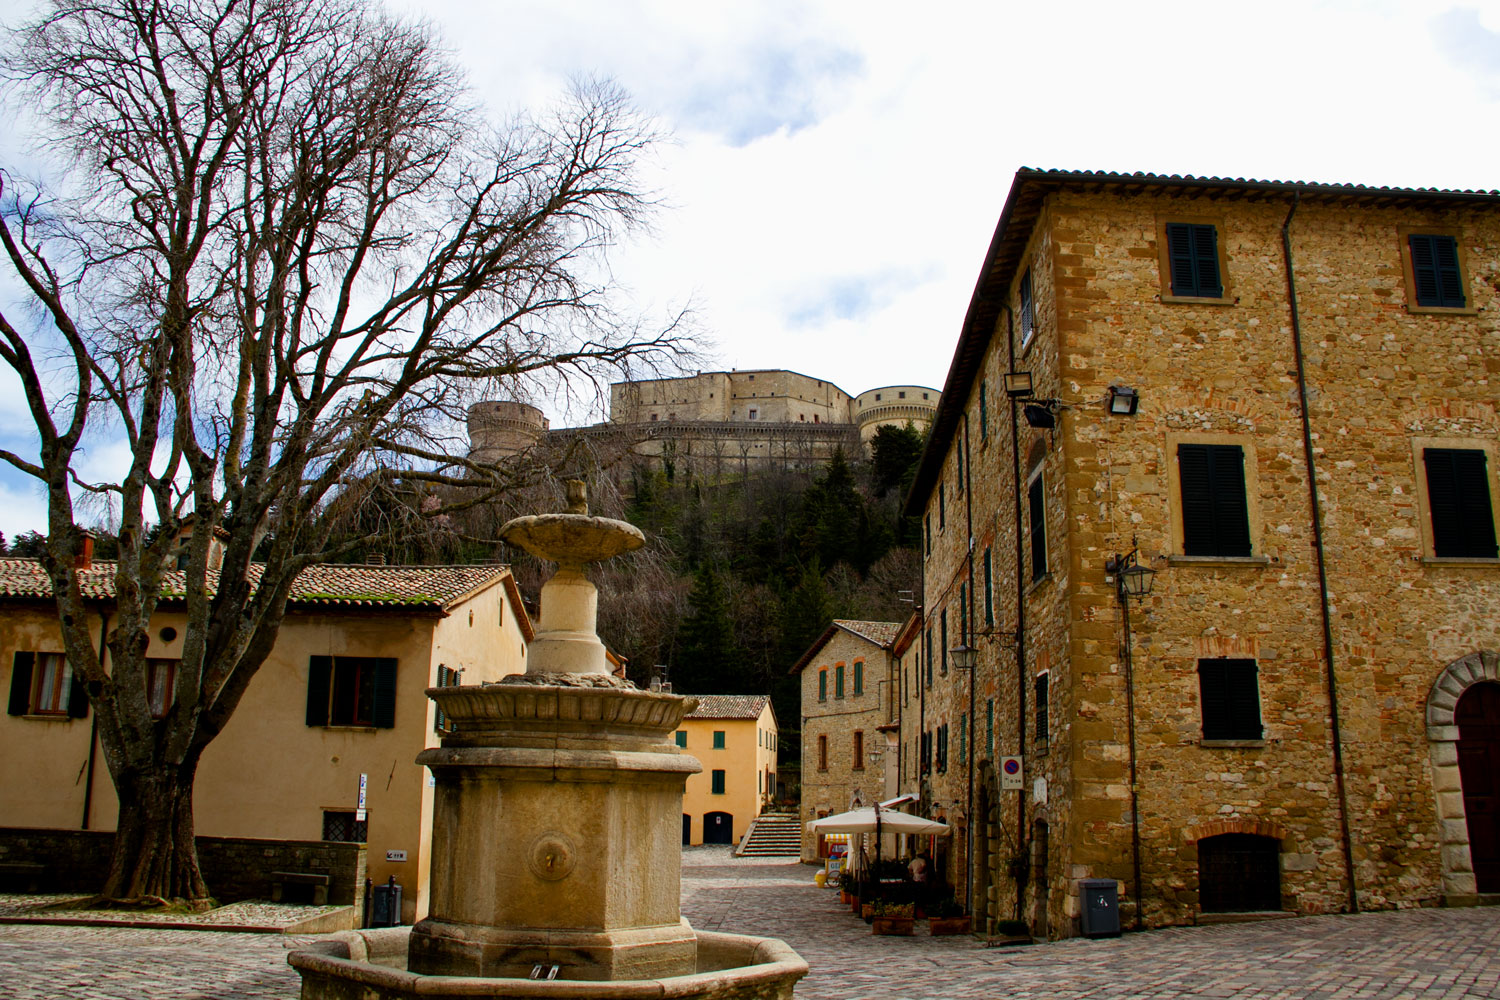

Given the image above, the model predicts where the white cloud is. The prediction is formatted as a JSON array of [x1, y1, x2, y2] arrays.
[[4, 0, 1500, 535]]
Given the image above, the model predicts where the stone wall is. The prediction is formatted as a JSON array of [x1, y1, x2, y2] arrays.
[[0, 828, 367, 910], [908, 177, 1500, 937]]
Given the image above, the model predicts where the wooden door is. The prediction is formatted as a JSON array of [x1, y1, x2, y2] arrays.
[[1457, 681, 1500, 893], [1198, 834, 1280, 912]]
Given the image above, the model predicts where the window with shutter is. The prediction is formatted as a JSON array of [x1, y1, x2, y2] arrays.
[[853, 660, 863, 695], [309, 655, 397, 728], [1029, 468, 1048, 580], [1164, 223, 1224, 298], [983, 547, 994, 626], [1198, 658, 1263, 741], [1423, 447, 1498, 558], [1035, 673, 1050, 751], [1020, 269, 1035, 347], [1178, 443, 1253, 557], [818, 668, 827, 701], [1407, 233, 1466, 309]]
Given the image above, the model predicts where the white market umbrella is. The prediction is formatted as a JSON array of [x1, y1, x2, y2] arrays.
[[808, 806, 950, 882], [807, 807, 950, 836]]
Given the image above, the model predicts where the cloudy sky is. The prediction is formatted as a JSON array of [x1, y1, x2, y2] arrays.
[[2, 0, 1499, 538]]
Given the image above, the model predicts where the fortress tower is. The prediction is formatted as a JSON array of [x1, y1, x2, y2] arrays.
[[466, 401, 548, 465]]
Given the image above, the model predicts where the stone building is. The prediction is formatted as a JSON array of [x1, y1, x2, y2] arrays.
[[465, 370, 939, 477], [675, 695, 778, 847], [0, 555, 532, 923], [900, 168, 1500, 938], [794, 617, 921, 863]]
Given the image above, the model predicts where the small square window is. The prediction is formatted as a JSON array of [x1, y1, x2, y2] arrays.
[[675, 730, 687, 748], [1198, 658, 1262, 741], [713, 730, 726, 749], [1157, 218, 1233, 304], [1404, 231, 1468, 310], [711, 770, 726, 794], [323, 810, 367, 843]]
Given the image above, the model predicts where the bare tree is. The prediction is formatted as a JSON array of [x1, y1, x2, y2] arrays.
[[0, 0, 686, 905]]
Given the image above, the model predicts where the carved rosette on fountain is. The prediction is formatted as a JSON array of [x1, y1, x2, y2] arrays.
[[288, 482, 806, 999]]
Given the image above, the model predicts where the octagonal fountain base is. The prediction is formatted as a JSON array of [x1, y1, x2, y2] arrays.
[[289, 927, 808, 1000]]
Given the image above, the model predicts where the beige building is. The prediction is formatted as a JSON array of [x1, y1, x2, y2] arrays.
[[675, 695, 777, 846], [1, 556, 532, 922], [794, 617, 920, 863], [902, 168, 1500, 938]]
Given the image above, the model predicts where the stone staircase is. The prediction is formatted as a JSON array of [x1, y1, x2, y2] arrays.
[[736, 812, 802, 857]]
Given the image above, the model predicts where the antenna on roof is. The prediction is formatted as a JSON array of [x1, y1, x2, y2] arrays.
[[897, 590, 914, 605]]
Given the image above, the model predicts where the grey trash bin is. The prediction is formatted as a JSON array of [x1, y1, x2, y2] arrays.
[[1078, 878, 1121, 938], [369, 876, 404, 928]]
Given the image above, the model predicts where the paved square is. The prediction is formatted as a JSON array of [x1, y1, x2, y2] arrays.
[[0, 849, 1494, 999]]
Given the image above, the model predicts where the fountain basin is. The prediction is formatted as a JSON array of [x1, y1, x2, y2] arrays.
[[288, 927, 808, 1000]]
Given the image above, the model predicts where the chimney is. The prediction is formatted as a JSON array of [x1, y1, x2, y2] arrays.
[[74, 531, 95, 571], [365, 553, 386, 566]]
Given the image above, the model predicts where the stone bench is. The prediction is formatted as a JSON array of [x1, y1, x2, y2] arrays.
[[269, 870, 330, 905], [0, 862, 46, 893]]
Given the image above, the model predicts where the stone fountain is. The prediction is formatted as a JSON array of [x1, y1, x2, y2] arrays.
[[289, 482, 806, 999]]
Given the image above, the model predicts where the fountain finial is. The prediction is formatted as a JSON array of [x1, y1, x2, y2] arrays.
[[564, 479, 588, 515]]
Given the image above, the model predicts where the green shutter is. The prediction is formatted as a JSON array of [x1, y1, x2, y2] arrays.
[[1198, 659, 1262, 740], [306, 656, 332, 727], [372, 658, 398, 728], [66, 662, 88, 719], [1029, 474, 1047, 579], [8, 651, 35, 716], [853, 661, 862, 695], [818, 670, 826, 701], [1179, 444, 1252, 557], [1409, 234, 1466, 308], [1425, 448, 1498, 557], [983, 548, 994, 626], [1167, 223, 1223, 298], [675, 730, 687, 748]]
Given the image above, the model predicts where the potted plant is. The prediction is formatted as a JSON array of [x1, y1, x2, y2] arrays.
[[928, 897, 972, 936], [837, 870, 856, 905], [987, 918, 1033, 946], [871, 901, 916, 936]]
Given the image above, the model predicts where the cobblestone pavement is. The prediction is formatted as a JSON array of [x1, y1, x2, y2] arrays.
[[0, 848, 1495, 999]]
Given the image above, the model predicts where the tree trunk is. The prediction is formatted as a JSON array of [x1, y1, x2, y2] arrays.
[[101, 759, 211, 905]]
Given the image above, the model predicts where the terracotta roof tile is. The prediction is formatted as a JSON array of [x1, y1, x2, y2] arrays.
[[0, 558, 508, 612], [832, 620, 903, 646], [685, 694, 770, 720]]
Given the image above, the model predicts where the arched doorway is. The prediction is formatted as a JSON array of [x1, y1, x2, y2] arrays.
[[1198, 833, 1280, 912], [1457, 681, 1500, 892], [703, 811, 734, 845], [1426, 651, 1500, 900]]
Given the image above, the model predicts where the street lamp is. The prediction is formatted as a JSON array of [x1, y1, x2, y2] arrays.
[[1105, 546, 1153, 932], [949, 643, 978, 671]]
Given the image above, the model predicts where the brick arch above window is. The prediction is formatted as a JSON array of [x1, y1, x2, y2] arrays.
[[1181, 818, 1290, 847]]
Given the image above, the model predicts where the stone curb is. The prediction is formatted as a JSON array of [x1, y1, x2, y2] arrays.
[[0, 915, 285, 934]]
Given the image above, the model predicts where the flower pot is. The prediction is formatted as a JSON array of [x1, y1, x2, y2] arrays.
[[861, 903, 875, 920], [929, 916, 972, 936], [840, 891, 851, 904], [872, 916, 915, 936]]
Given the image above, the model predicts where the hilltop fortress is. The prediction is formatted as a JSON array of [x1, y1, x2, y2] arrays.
[[468, 369, 939, 476]]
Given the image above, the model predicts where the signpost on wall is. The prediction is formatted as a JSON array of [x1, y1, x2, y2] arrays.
[[356, 773, 368, 821], [1000, 755, 1024, 791]]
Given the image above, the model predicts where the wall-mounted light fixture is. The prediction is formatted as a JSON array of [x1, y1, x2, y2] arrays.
[[949, 643, 978, 670], [1023, 403, 1056, 429], [1107, 385, 1140, 416], [1003, 371, 1035, 398]]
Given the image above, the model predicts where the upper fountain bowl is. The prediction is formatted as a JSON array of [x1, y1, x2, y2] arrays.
[[500, 513, 645, 567]]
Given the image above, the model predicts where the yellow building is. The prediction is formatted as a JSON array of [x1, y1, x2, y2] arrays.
[[0, 556, 532, 922], [675, 695, 777, 846]]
